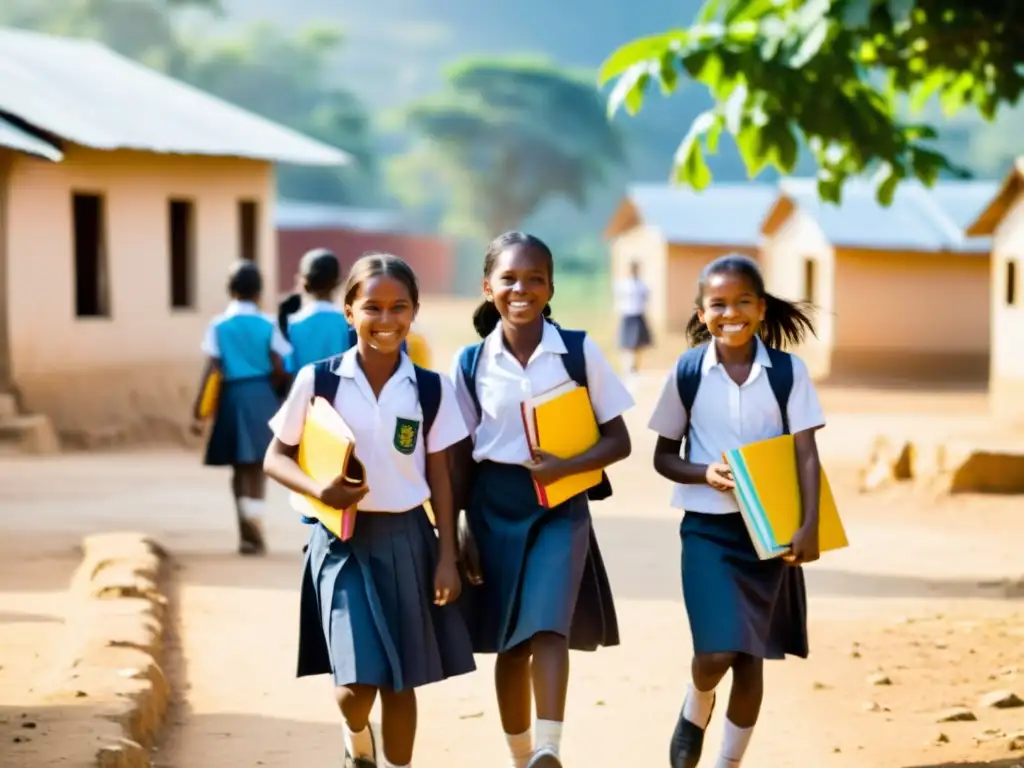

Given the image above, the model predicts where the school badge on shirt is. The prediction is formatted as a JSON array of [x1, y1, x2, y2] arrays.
[[393, 417, 420, 455]]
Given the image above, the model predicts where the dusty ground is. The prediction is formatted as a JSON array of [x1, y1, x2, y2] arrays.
[[2, 304, 1023, 767]]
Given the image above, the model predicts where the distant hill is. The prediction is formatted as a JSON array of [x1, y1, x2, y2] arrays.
[[218, 0, 1015, 250]]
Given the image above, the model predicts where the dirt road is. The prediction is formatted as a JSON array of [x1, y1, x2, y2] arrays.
[[1, 377, 1022, 767]]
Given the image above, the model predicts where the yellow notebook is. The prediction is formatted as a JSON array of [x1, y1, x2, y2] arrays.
[[297, 397, 366, 540], [197, 369, 221, 420], [521, 382, 603, 508], [724, 434, 848, 560]]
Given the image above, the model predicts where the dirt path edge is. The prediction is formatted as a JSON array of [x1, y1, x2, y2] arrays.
[[57, 532, 173, 768]]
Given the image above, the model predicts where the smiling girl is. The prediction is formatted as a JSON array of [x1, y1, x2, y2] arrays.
[[264, 253, 475, 768], [647, 254, 824, 768], [449, 232, 634, 768]]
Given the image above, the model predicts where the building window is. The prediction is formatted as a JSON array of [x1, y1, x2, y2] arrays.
[[1007, 260, 1018, 307], [802, 257, 816, 304], [72, 192, 109, 318], [169, 199, 195, 309], [239, 199, 259, 262]]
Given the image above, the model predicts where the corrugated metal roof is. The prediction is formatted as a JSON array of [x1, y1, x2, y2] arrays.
[[275, 199, 407, 232], [779, 178, 998, 252], [0, 114, 62, 161], [626, 183, 778, 246], [0, 26, 350, 167]]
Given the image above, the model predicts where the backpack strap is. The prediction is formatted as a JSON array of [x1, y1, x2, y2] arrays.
[[413, 365, 441, 439], [346, 325, 408, 354], [674, 344, 708, 460], [312, 354, 343, 404], [764, 347, 794, 435], [458, 342, 486, 418], [555, 328, 588, 387]]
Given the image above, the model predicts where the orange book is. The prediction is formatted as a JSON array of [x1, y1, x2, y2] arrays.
[[520, 382, 603, 508], [197, 369, 221, 420], [296, 397, 366, 540]]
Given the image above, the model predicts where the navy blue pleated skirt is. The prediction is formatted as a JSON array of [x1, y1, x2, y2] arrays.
[[296, 507, 476, 691], [618, 313, 652, 350], [203, 376, 279, 466], [681, 511, 808, 660], [459, 461, 619, 654]]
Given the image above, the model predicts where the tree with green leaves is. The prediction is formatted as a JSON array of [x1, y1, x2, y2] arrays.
[[599, 0, 1024, 205], [391, 57, 626, 239], [1, 0, 380, 205]]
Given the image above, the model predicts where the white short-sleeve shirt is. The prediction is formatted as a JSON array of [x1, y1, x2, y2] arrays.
[[647, 339, 825, 514], [448, 321, 635, 464], [269, 348, 468, 512], [614, 277, 650, 317], [200, 300, 293, 358]]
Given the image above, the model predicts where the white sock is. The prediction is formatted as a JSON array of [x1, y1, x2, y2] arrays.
[[682, 682, 716, 728], [717, 719, 754, 766], [239, 497, 265, 520], [534, 719, 562, 755], [344, 723, 374, 759], [506, 728, 533, 768]]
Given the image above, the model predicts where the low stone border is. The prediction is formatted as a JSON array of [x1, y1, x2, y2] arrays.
[[54, 533, 172, 768]]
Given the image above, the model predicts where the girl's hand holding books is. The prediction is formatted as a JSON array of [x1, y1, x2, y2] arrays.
[[525, 449, 572, 486], [705, 462, 735, 491], [783, 524, 820, 565], [317, 474, 369, 511], [457, 511, 484, 586]]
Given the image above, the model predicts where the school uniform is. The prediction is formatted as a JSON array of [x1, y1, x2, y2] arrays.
[[647, 338, 825, 660], [614, 277, 652, 351], [449, 320, 634, 654], [285, 299, 352, 371], [269, 349, 476, 691], [201, 300, 292, 466]]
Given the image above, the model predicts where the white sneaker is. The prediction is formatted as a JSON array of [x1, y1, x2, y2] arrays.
[[525, 747, 562, 768]]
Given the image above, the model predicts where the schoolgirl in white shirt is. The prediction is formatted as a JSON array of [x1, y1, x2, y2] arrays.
[[647, 254, 825, 768], [264, 253, 475, 768], [449, 232, 635, 768]]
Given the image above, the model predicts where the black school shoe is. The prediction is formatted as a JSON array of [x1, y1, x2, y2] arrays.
[[669, 694, 716, 768], [344, 725, 377, 767]]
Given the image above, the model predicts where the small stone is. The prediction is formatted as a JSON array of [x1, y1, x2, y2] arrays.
[[813, 681, 830, 690], [936, 707, 976, 723], [458, 711, 484, 719], [861, 701, 883, 713], [934, 732, 950, 744], [934, 641, 949, 650], [979, 690, 1023, 709], [20, 722, 35, 730], [1008, 734, 1024, 751], [868, 673, 893, 686]]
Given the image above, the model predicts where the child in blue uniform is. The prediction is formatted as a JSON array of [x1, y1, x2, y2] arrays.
[[192, 260, 292, 555], [285, 248, 352, 371], [647, 254, 824, 768], [264, 253, 475, 768], [449, 232, 634, 768]]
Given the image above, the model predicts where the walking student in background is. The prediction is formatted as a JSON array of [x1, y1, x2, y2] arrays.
[[614, 259, 653, 393], [192, 259, 292, 555]]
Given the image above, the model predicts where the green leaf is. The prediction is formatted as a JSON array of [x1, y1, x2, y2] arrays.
[[696, 0, 725, 24], [658, 52, 679, 95], [726, 0, 783, 24], [597, 31, 683, 86], [909, 70, 948, 113], [909, 147, 945, 186], [939, 71, 974, 117], [674, 135, 713, 190], [873, 161, 904, 206], [606, 64, 650, 118], [787, 19, 830, 68], [735, 122, 771, 177], [673, 110, 723, 189], [769, 119, 799, 173]]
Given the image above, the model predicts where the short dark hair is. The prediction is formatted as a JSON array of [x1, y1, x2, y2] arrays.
[[300, 248, 341, 294], [685, 253, 816, 349], [227, 259, 261, 301], [343, 252, 419, 307], [472, 231, 555, 338]]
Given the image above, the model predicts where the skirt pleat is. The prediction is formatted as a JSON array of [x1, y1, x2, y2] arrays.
[[459, 461, 619, 654], [203, 376, 279, 466], [297, 508, 476, 691], [618, 314, 652, 350], [680, 511, 808, 660]]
